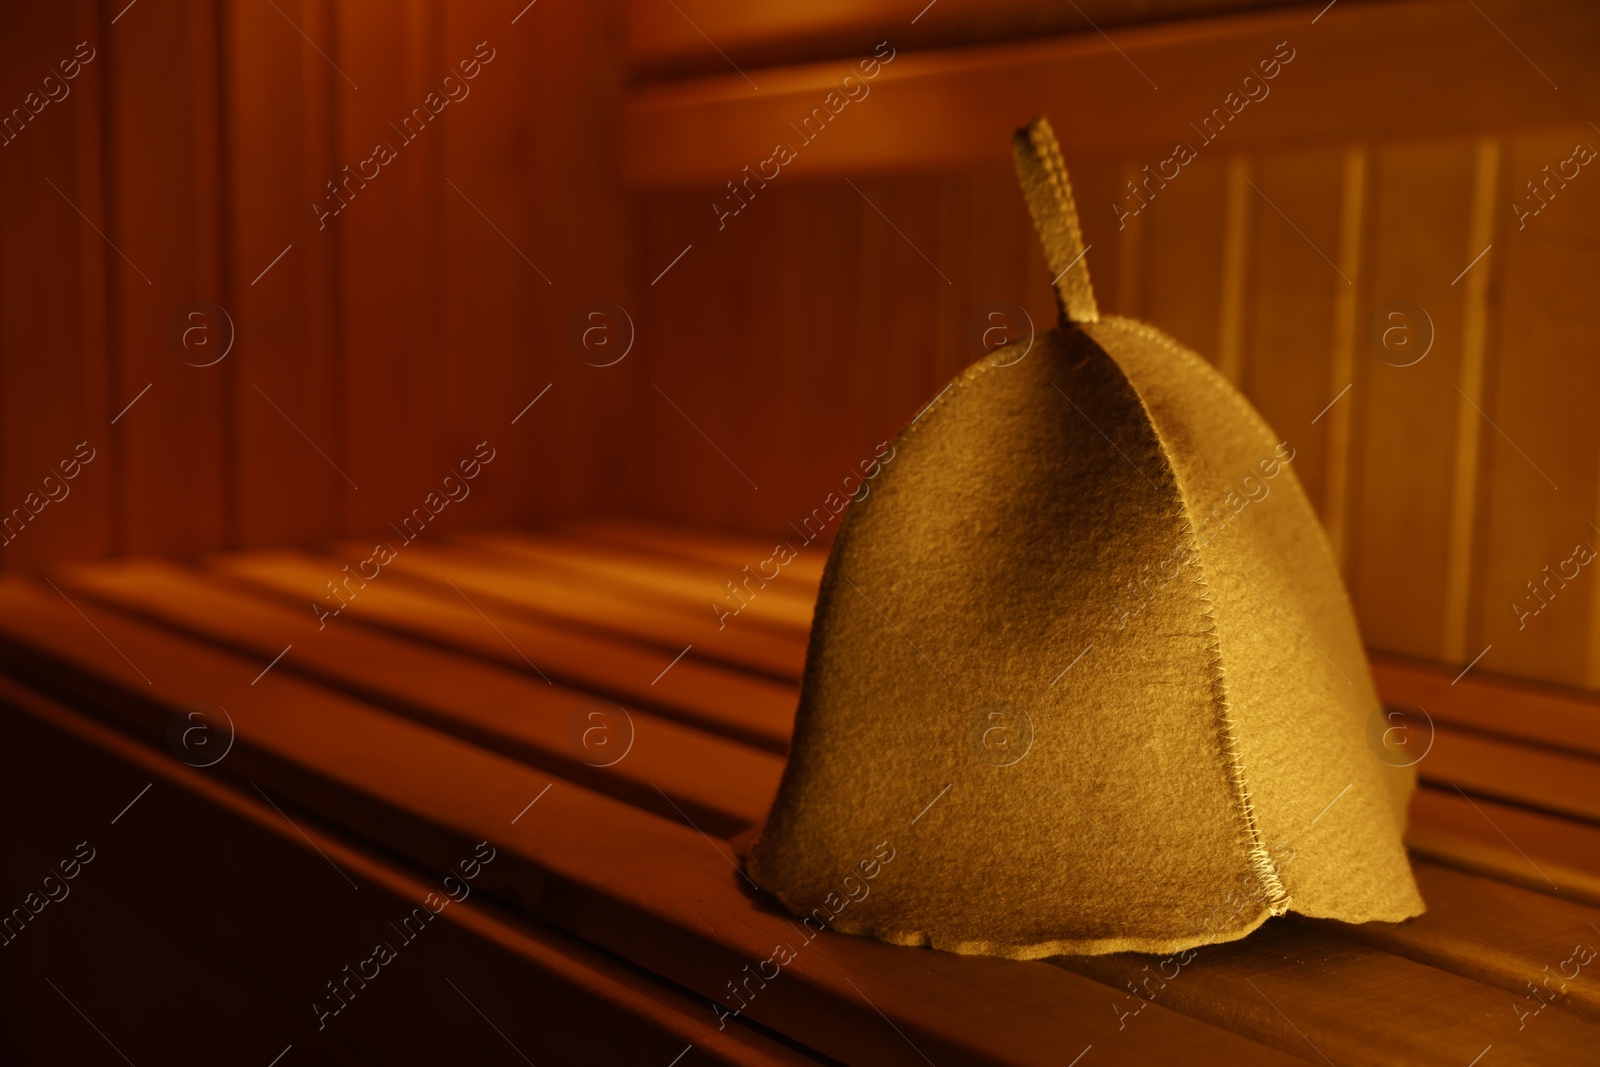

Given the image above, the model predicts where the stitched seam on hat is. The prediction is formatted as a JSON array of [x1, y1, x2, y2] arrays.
[[1092, 318, 1291, 918], [1114, 316, 1369, 699]]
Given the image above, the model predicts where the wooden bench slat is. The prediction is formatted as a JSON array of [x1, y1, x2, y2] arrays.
[[0, 676, 816, 1066], [0, 578, 1301, 1067], [207, 541, 1600, 913], [327, 530, 1600, 829], [552, 518, 830, 586], [1408, 787, 1600, 908], [59, 558, 1600, 1014], [542, 521, 1600, 765], [1305, 862, 1600, 1021], [1371, 656, 1600, 760], [1058, 921, 1600, 1066], [454, 530, 819, 631], [57, 558, 781, 838], [1421, 724, 1600, 825], [333, 540, 808, 682], [205, 549, 796, 751]]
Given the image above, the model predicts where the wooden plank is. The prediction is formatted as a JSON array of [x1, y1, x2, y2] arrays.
[[466, 521, 1600, 768], [103, 0, 229, 555], [1470, 128, 1600, 690], [327, 539, 808, 680], [204, 548, 797, 751], [553, 518, 830, 586], [1372, 653, 1600, 759], [623, 1, 1600, 187], [1135, 152, 1229, 361], [0, 676, 812, 1066], [387, 524, 1600, 824], [1311, 861, 1600, 1020], [1239, 147, 1345, 518], [435, 0, 637, 527], [625, 0, 1307, 78], [223, 0, 342, 547], [455, 529, 817, 632], [328, 0, 445, 533], [1350, 139, 1481, 663], [0, 576, 1307, 1066], [1408, 785, 1600, 908], [57, 556, 781, 837], [0, 0, 112, 570], [20, 546, 1600, 1058], [1060, 919, 1599, 1065], [1418, 724, 1600, 824], [69, 550, 1600, 893]]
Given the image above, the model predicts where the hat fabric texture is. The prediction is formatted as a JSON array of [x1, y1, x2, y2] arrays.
[[744, 118, 1424, 958]]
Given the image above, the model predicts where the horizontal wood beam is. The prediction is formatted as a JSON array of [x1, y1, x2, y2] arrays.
[[623, 0, 1304, 79], [624, 0, 1599, 187]]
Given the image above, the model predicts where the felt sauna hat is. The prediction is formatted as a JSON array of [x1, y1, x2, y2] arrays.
[[744, 118, 1424, 958]]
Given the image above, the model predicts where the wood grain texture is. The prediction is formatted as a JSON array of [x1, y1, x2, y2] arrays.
[[103, 0, 229, 556], [2, 0, 1599, 710], [4, 533, 1600, 1062], [0, 575, 1306, 1067], [0, 676, 814, 1066], [624, 1, 1600, 186], [223, 0, 341, 548], [0, 1, 111, 567]]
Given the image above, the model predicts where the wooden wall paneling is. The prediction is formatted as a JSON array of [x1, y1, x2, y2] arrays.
[[623, 2, 1600, 188], [1134, 151, 1228, 363], [104, 0, 228, 556], [329, 0, 444, 535], [1320, 145, 1365, 570], [1470, 128, 1600, 690], [517, 0, 637, 521], [774, 179, 863, 534], [440, 0, 550, 531], [866, 176, 939, 442], [642, 185, 752, 529], [930, 171, 970, 383], [1114, 160, 1147, 318], [1350, 139, 1481, 662], [1442, 140, 1501, 664], [624, 0, 1308, 80], [1239, 147, 1345, 518], [1214, 155, 1254, 384], [0, 0, 111, 570], [1061, 159, 1127, 319], [224, 0, 341, 548], [764, 183, 823, 532], [637, 190, 694, 524], [963, 159, 1037, 387], [844, 171, 898, 536]]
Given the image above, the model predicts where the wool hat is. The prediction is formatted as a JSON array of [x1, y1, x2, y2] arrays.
[[744, 117, 1424, 958]]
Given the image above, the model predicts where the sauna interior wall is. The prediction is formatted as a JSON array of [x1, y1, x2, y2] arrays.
[[2, 0, 1598, 695]]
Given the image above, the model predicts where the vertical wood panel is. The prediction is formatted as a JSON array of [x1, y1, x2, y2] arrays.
[[1442, 140, 1499, 664], [225, 0, 341, 548], [1137, 155, 1227, 361], [441, 0, 556, 530], [331, 0, 442, 532], [0, 0, 111, 570], [1241, 149, 1344, 516], [106, 0, 228, 556], [1471, 129, 1600, 689], [1320, 146, 1366, 570], [1351, 139, 1480, 662], [516, 0, 635, 521]]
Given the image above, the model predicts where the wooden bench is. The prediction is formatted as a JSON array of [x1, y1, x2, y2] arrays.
[[1, 521, 1597, 1064]]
